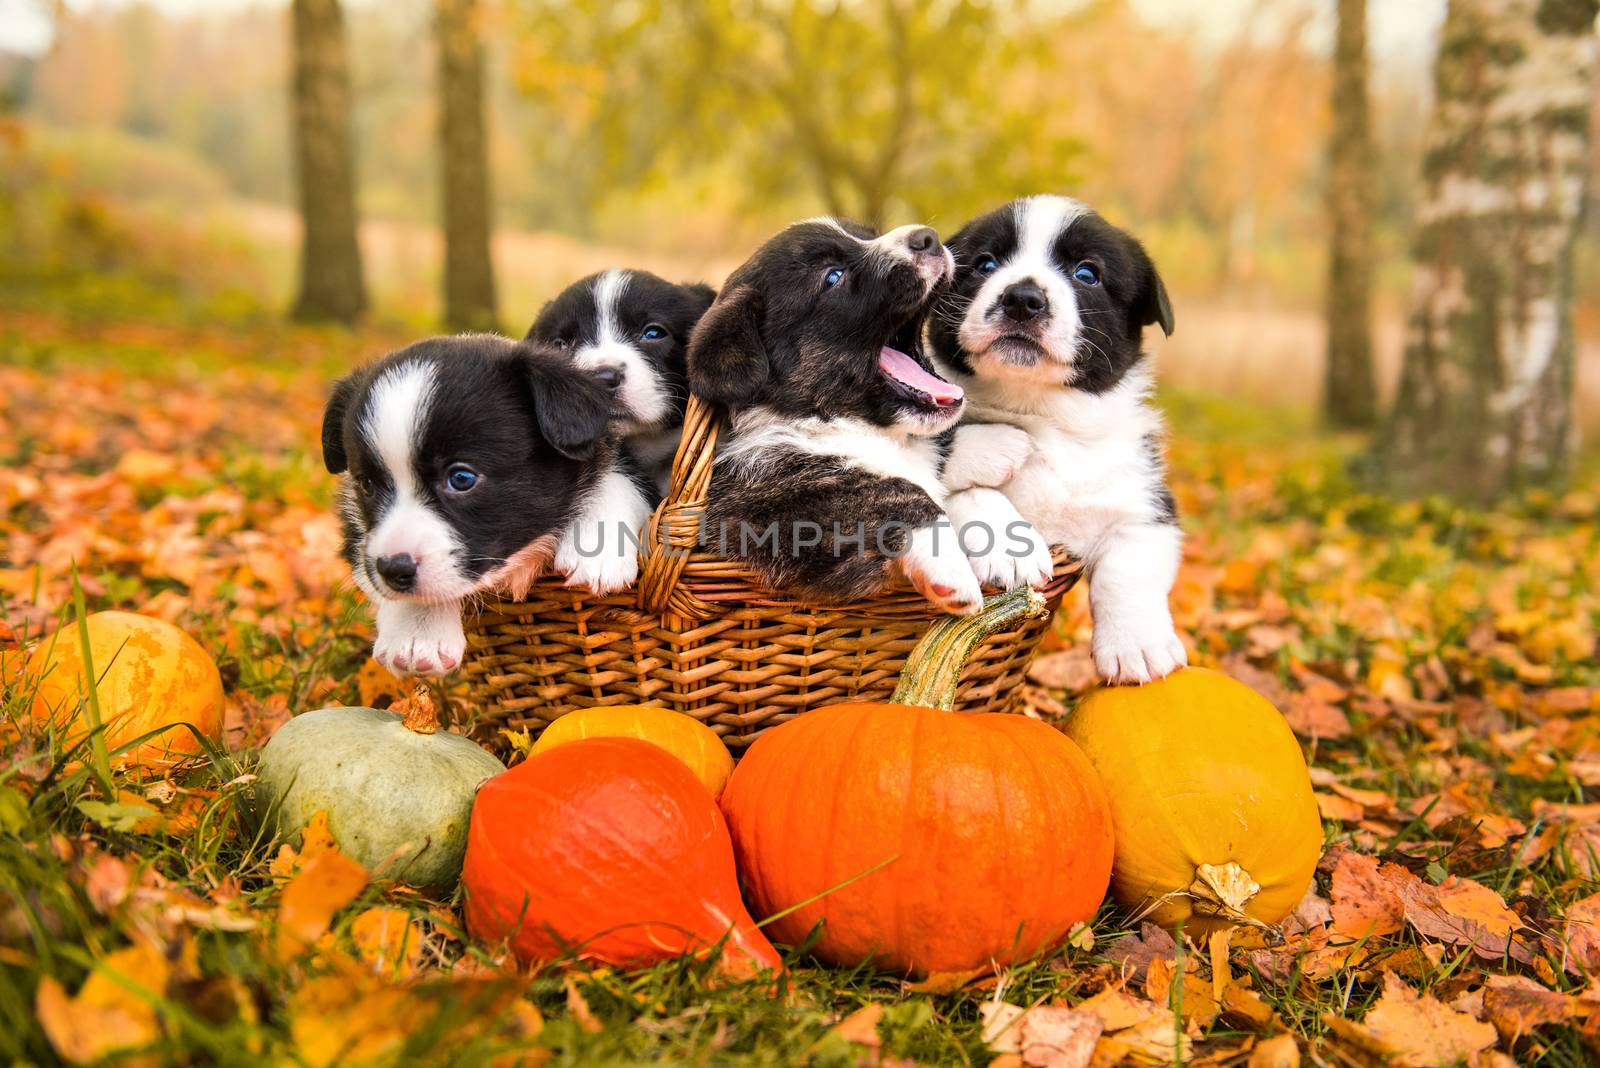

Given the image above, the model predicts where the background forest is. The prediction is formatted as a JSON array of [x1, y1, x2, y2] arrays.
[[7, 0, 1595, 439]]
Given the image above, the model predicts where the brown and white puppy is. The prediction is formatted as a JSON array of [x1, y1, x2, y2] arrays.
[[688, 218, 982, 613]]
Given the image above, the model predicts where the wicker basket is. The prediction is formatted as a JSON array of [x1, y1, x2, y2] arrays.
[[460, 396, 1082, 749]]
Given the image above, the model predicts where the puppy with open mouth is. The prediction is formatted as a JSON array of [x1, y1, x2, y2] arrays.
[[688, 218, 983, 614], [322, 334, 618, 676], [931, 194, 1186, 683]]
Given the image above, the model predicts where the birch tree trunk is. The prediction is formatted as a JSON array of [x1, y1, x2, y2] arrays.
[[437, 0, 498, 333], [1323, 0, 1377, 428], [290, 0, 367, 324], [1377, 0, 1597, 499]]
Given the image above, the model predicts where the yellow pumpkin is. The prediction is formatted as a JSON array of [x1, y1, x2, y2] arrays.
[[530, 706, 734, 797], [1063, 667, 1322, 934], [28, 611, 224, 767]]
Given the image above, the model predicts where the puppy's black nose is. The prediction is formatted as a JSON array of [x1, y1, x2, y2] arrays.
[[1000, 281, 1048, 323], [904, 226, 939, 255], [593, 366, 625, 391], [376, 553, 418, 591]]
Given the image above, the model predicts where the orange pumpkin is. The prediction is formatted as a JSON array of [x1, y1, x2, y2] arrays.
[[462, 736, 780, 976], [27, 611, 223, 767], [720, 589, 1114, 976]]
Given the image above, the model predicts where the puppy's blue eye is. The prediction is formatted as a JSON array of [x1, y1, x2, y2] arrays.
[[823, 267, 845, 289], [640, 324, 667, 341], [444, 465, 479, 493], [1072, 263, 1100, 286], [976, 256, 1000, 275]]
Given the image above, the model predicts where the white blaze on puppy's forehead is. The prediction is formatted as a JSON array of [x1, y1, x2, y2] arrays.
[[1009, 194, 1090, 278], [361, 359, 438, 497], [591, 268, 631, 346], [794, 216, 856, 238], [356, 358, 470, 600]]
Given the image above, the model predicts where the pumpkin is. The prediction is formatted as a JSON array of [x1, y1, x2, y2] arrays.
[[531, 706, 734, 797], [28, 611, 223, 767], [719, 588, 1115, 976], [462, 736, 779, 976], [257, 692, 504, 890], [1063, 667, 1322, 934]]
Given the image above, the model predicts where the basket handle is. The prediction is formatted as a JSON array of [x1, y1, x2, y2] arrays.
[[639, 395, 724, 615]]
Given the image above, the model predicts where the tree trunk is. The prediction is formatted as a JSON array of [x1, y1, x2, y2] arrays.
[[1375, 0, 1597, 500], [289, 0, 366, 324], [1323, 0, 1378, 429], [437, 0, 498, 333]]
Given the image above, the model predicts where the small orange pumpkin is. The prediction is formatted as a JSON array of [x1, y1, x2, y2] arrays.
[[720, 589, 1114, 976], [462, 736, 779, 976], [27, 611, 223, 767]]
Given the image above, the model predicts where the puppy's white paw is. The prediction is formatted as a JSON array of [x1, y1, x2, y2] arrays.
[[968, 523, 1055, 591], [555, 523, 640, 595], [900, 524, 983, 615], [555, 471, 650, 596], [945, 488, 1053, 591], [1092, 617, 1188, 685], [944, 424, 1034, 491], [373, 600, 466, 677], [558, 545, 640, 595]]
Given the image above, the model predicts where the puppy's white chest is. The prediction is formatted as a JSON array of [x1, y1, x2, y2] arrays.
[[728, 412, 947, 503], [829, 428, 945, 503], [970, 406, 1162, 553]]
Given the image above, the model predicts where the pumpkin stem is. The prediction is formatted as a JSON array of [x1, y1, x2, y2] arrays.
[[1187, 862, 1275, 934], [397, 687, 440, 735], [891, 588, 1050, 711]]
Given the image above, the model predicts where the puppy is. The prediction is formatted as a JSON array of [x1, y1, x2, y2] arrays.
[[688, 218, 982, 614], [528, 269, 715, 494], [930, 195, 1185, 683], [322, 334, 629, 676]]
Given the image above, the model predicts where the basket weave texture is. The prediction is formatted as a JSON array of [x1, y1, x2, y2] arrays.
[[461, 397, 1082, 749]]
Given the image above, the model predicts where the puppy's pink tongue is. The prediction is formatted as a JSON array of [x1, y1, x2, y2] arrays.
[[879, 346, 963, 406]]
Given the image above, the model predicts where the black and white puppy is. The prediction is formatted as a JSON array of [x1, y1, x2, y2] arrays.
[[322, 334, 619, 676], [528, 269, 716, 493], [689, 218, 982, 613], [930, 194, 1185, 683]]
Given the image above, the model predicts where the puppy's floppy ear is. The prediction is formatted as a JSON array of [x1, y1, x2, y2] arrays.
[[1132, 248, 1175, 338], [321, 373, 360, 474], [687, 284, 766, 407], [518, 344, 613, 461]]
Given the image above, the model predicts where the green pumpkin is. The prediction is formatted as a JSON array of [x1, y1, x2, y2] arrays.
[[257, 705, 505, 890]]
